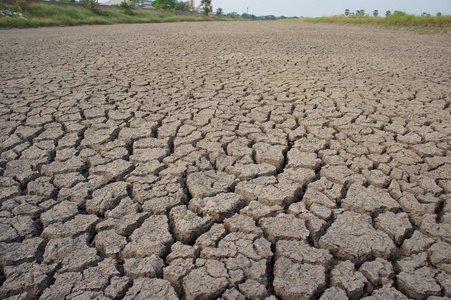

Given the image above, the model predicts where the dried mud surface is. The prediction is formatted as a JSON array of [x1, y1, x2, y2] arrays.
[[0, 22, 450, 299]]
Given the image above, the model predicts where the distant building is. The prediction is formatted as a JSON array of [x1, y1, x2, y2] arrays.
[[101, 0, 153, 8]]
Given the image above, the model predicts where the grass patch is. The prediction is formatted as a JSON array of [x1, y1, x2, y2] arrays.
[[282, 11, 451, 32], [0, 2, 210, 28]]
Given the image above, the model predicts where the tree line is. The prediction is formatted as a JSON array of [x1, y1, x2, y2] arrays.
[[344, 9, 442, 17]]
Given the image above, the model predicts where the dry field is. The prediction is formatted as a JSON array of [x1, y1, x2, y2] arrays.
[[0, 22, 450, 299]]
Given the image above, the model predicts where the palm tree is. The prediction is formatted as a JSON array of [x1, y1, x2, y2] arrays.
[[373, 10, 378, 17], [344, 9, 350, 17]]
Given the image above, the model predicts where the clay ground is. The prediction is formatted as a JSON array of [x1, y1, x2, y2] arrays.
[[0, 21, 450, 299]]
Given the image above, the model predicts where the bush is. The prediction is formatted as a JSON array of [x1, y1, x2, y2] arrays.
[[175, 1, 189, 11], [120, 0, 141, 13], [152, 0, 175, 10], [15, 0, 27, 12], [85, 0, 108, 16]]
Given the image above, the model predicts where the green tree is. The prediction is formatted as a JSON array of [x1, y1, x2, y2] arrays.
[[201, 0, 211, 15], [373, 10, 378, 17], [175, 1, 190, 11], [437, 12, 442, 16], [385, 10, 391, 17], [15, 0, 26, 12], [216, 7, 223, 16], [227, 12, 238, 19], [152, 0, 176, 10], [344, 9, 350, 17], [120, 0, 141, 11]]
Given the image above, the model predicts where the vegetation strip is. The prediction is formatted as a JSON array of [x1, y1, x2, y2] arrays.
[[1, 2, 450, 30], [285, 11, 451, 32], [0, 2, 228, 28]]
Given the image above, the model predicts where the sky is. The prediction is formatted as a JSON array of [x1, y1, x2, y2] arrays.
[[208, 0, 451, 17]]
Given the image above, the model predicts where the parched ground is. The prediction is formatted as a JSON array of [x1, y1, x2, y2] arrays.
[[0, 21, 450, 299]]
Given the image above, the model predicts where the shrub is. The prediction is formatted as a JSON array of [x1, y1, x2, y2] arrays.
[[175, 1, 189, 11], [152, 0, 175, 10], [15, 0, 27, 12], [85, 0, 108, 16]]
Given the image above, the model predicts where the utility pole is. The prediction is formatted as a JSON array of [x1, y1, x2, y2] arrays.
[[247, 7, 249, 15]]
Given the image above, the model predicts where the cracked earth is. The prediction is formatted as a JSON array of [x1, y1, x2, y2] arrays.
[[0, 21, 450, 299]]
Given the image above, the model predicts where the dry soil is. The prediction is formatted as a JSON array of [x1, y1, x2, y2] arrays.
[[0, 21, 450, 299]]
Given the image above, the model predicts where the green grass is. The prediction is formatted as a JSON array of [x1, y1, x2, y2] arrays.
[[282, 11, 451, 31], [0, 3, 211, 28]]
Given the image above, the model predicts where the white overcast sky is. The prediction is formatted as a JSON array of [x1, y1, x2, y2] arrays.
[[208, 0, 451, 17]]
